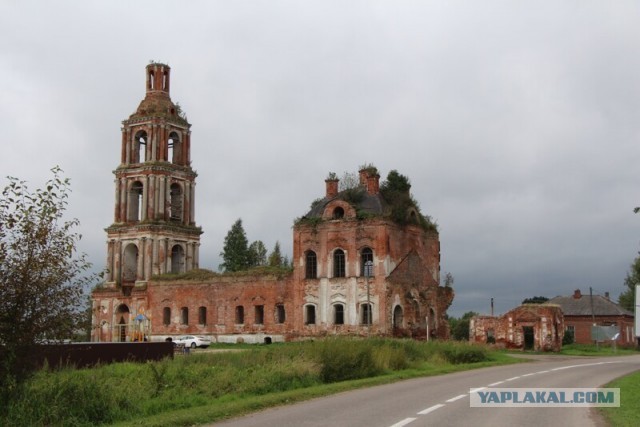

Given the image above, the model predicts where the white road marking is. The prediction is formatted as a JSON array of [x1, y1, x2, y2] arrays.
[[446, 394, 467, 403], [551, 361, 619, 371], [505, 376, 520, 381], [488, 381, 504, 386], [389, 417, 417, 427], [522, 373, 535, 377], [536, 370, 549, 374], [470, 387, 486, 393], [417, 404, 445, 415]]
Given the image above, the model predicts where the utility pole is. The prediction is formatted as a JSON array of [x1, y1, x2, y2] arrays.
[[590, 287, 598, 349], [491, 298, 494, 317]]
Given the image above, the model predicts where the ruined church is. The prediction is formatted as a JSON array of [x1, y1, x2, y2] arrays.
[[91, 63, 454, 343]]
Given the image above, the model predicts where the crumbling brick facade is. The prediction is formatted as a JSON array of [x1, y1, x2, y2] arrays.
[[470, 305, 564, 352], [91, 64, 453, 343]]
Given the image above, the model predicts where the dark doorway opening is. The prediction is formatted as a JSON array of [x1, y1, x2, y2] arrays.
[[523, 326, 534, 350]]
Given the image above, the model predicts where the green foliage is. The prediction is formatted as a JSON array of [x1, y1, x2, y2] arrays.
[[380, 170, 437, 231], [219, 219, 250, 272], [316, 339, 382, 382], [248, 240, 267, 267], [441, 344, 488, 364], [381, 170, 411, 193], [268, 241, 283, 267], [0, 167, 96, 402], [619, 255, 640, 312], [326, 172, 338, 180], [521, 296, 549, 304], [443, 272, 454, 287], [338, 171, 361, 192], [448, 311, 479, 341], [152, 268, 219, 282], [309, 197, 324, 210]]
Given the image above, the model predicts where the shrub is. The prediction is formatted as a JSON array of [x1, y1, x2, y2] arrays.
[[441, 344, 488, 364]]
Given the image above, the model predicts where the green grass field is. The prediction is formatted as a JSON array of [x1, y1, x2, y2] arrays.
[[1, 338, 519, 426], [599, 370, 640, 427]]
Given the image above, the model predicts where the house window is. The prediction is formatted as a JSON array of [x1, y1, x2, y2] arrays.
[[181, 307, 188, 325], [275, 304, 286, 324], [360, 303, 372, 325], [333, 249, 345, 277], [198, 306, 207, 325], [333, 207, 344, 219], [163, 307, 171, 325], [305, 305, 316, 325], [305, 250, 317, 279], [235, 306, 244, 324], [361, 247, 374, 277], [334, 304, 345, 325], [255, 305, 264, 325]]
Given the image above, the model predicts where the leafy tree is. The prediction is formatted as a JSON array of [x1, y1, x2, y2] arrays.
[[619, 255, 640, 312], [338, 171, 360, 191], [449, 311, 479, 341], [247, 240, 267, 267], [268, 241, 283, 267], [0, 167, 95, 398], [521, 296, 549, 304], [443, 272, 454, 287], [219, 219, 250, 272]]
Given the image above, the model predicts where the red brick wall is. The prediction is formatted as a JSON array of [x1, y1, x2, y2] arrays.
[[564, 315, 635, 346]]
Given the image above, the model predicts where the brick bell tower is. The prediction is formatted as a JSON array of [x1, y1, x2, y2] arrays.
[[104, 63, 202, 294]]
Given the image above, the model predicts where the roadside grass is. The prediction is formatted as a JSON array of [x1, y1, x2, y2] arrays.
[[559, 343, 637, 356], [504, 343, 638, 357], [599, 370, 640, 427], [2, 339, 520, 427]]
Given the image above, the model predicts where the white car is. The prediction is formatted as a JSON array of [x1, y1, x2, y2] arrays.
[[173, 335, 211, 349]]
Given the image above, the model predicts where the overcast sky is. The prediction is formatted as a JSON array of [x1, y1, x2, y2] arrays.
[[2, 1, 639, 317]]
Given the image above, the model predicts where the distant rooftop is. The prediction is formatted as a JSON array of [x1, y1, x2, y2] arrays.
[[548, 289, 633, 317]]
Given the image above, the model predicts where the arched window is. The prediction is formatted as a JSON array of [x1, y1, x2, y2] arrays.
[[304, 305, 316, 325], [181, 307, 188, 325], [134, 130, 147, 163], [198, 307, 207, 325], [333, 249, 345, 278], [162, 70, 168, 90], [235, 306, 244, 324], [333, 206, 344, 219], [360, 303, 372, 325], [305, 250, 317, 279], [171, 245, 185, 273], [168, 131, 181, 164], [275, 304, 286, 324], [122, 243, 138, 283], [393, 305, 403, 328], [128, 181, 144, 222], [170, 183, 183, 222], [148, 71, 154, 90], [361, 247, 374, 277], [334, 304, 345, 325], [163, 307, 171, 325]]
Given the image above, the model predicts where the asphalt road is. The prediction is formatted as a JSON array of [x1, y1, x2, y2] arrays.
[[213, 354, 640, 427]]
